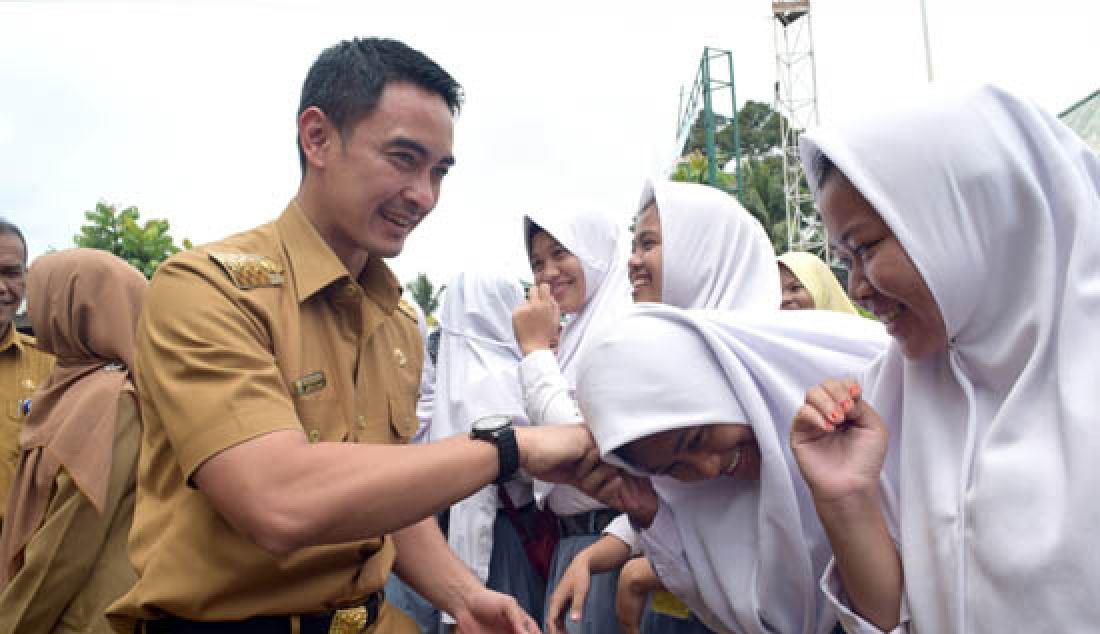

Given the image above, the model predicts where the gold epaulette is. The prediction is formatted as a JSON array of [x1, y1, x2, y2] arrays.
[[208, 251, 284, 290], [397, 299, 419, 323]]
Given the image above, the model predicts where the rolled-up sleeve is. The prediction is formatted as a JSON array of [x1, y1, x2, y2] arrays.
[[821, 558, 910, 634], [602, 513, 640, 556]]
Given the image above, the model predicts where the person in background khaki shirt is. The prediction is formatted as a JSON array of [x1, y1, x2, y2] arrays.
[[108, 38, 596, 634], [0, 219, 55, 527]]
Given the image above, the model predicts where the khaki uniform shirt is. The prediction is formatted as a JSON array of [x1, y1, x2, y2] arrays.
[[108, 202, 423, 628], [0, 390, 140, 634], [0, 325, 55, 522]]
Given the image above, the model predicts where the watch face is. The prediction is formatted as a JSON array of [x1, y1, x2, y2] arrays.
[[472, 415, 512, 434]]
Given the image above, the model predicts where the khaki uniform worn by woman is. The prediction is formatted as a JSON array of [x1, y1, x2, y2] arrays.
[[0, 248, 147, 633], [107, 203, 420, 633], [0, 323, 55, 522]]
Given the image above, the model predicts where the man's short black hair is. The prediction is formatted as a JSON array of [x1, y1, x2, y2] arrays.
[[296, 37, 464, 173], [0, 218, 27, 264]]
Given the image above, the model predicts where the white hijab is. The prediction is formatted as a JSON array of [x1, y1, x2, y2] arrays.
[[577, 305, 888, 634], [640, 179, 780, 310], [801, 84, 1100, 632], [429, 271, 527, 584], [430, 270, 527, 442], [524, 208, 633, 385]]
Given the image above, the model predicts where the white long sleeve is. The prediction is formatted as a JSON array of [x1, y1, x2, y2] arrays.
[[519, 350, 581, 424], [519, 349, 607, 514], [820, 559, 910, 634]]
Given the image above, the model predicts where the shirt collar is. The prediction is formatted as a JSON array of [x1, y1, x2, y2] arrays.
[[276, 200, 402, 312], [0, 322, 20, 353]]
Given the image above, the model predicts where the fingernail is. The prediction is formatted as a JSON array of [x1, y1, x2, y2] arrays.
[[849, 384, 861, 397], [830, 409, 842, 422], [571, 612, 580, 621]]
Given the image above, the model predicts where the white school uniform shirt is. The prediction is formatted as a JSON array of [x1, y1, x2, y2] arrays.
[[406, 300, 435, 445], [521, 207, 634, 515], [578, 305, 887, 634], [429, 271, 531, 601], [800, 83, 1100, 633]]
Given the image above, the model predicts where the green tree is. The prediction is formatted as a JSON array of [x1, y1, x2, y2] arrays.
[[682, 100, 785, 159], [671, 101, 818, 255], [73, 202, 192, 278], [404, 272, 445, 322]]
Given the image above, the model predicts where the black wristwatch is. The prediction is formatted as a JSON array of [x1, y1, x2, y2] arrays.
[[470, 415, 520, 484]]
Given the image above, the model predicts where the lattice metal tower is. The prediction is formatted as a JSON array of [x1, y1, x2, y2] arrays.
[[674, 47, 743, 202], [773, 0, 824, 255]]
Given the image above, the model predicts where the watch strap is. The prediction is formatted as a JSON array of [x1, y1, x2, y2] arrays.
[[493, 426, 520, 485]]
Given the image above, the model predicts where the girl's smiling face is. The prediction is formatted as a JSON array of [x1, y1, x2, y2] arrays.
[[628, 202, 663, 303], [619, 423, 761, 482], [528, 231, 587, 314], [820, 170, 947, 360]]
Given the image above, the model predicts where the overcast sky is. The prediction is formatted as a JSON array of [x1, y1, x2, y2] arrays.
[[3, 0, 1097, 289]]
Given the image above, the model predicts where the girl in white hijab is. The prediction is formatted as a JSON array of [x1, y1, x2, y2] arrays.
[[546, 179, 784, 634], [512, 207, 635, 633], [575, 304, 887, 634], [427, 271, 546, 625], [629, 180, 780, 310], [790, 84, 1100, 633]]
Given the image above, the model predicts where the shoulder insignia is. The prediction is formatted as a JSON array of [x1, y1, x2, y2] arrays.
[[397, 299, 419, 323], [208, 251, 284, 290]]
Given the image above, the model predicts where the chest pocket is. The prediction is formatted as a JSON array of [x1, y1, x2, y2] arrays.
[[294, 395, 346, 443], [388, 393, 418, 444], [5, 378, 37, 422]]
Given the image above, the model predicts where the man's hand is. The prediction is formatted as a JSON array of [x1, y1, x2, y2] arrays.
[[616, 557, 663, 634], [513, 283, 561, 356], [515, 424, 597, 484], [612, 475, 659, 530], [453, 587, 540, 633]]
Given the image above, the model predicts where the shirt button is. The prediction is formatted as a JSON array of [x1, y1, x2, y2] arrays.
[[356, 415, 366, 431], [308, 429, 321, 443]]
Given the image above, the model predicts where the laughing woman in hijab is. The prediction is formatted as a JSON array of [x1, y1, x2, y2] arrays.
[[511, 207, 633, 633], [546, 179, 784, 634], [777, 251, 858, 314], [789, 84, 1100, 633], [0, 249, 147, 634], [426, 271, 548, 629], [576, 305, 887, 634]]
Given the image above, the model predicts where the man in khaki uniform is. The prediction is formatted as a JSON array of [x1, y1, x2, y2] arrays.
[[109, 38, 595, 634], [0, 219, 55, 527]]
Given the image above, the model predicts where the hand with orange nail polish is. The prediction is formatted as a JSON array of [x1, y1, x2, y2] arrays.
[[789, 377, 889, 506]]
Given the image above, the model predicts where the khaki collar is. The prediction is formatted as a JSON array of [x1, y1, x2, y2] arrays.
[[0, 323, 19, 354], [276, 200, 402, 312]]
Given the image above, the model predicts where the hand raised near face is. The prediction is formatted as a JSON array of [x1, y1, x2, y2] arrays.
[[789, 378, 888, 505], [512, 283, 561, 356]]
